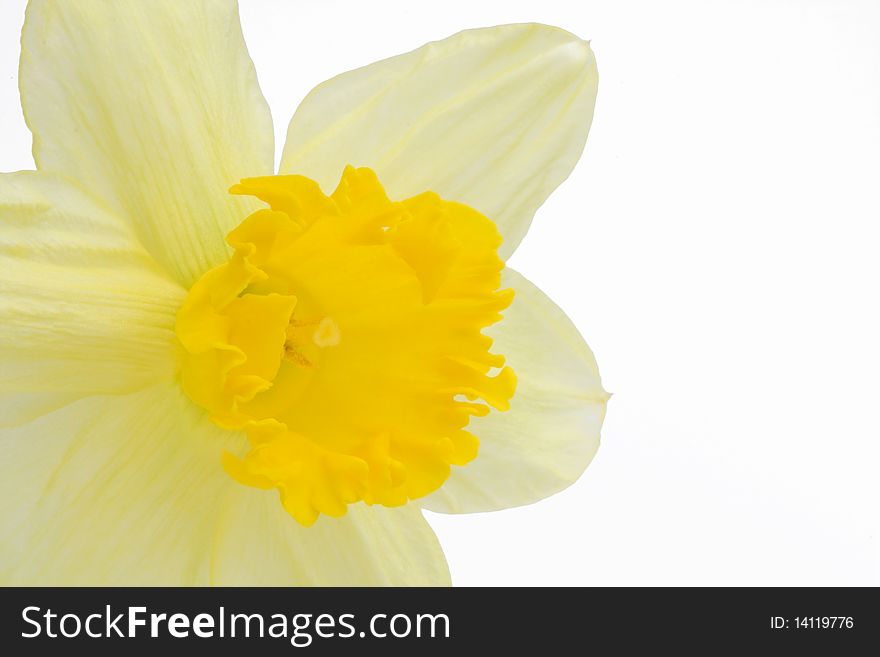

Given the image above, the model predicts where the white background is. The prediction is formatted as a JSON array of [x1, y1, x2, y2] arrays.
[[2, 0, 879, 586]]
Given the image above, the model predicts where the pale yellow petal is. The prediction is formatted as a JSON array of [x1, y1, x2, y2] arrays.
[[0, 382, 449, 585], [0, 172, 183, 427], [0, 384, 244, 585], [210, 491, 450, 586], [20, 0, 274, 286], [280, 23, 598, 258], [423, 268, 609, 513]]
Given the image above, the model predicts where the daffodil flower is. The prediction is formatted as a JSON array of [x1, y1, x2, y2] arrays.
[[0, 0, 608, 585]]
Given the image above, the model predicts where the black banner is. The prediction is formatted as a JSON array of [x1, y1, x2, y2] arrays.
[[0, 587, 876, 654]]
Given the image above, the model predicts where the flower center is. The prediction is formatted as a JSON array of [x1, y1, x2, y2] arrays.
[[175, 167, 516, 525]]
